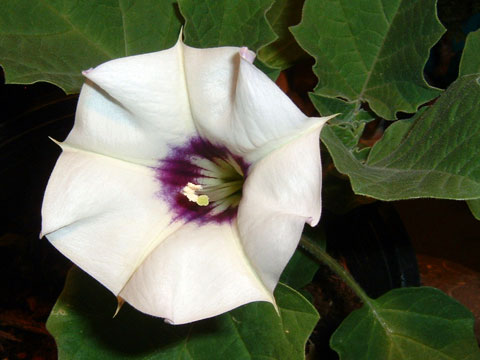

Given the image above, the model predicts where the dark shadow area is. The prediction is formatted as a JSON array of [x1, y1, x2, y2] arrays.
[[0, 76, 75, 359]]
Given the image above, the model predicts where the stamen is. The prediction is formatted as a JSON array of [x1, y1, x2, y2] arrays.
[[181, 182, 210, 206], [197, 180, 243, 202], [157, 137, 250, 224]]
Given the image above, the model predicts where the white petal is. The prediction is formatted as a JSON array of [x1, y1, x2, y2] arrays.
[[42, 38, 333, 325], [230, 57, 312, 157], [41, 147, 180, 295], [182, 44, 240, 141], [66, 40, 195, 165], [183, 45, 327, 161], [119, 222, 273, 324], [237, 124, 326, 292]]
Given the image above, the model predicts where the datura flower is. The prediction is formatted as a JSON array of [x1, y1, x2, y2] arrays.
[[41, 36, 333, 325]]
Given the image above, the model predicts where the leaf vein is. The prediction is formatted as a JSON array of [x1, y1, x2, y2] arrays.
[[37, 0, 116, 59]]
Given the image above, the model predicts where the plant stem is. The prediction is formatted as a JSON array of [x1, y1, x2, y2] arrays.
[[299, 235, 373, 306]]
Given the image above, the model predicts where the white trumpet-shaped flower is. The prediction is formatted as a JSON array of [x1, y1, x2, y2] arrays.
[[41, 36, 333, 325]]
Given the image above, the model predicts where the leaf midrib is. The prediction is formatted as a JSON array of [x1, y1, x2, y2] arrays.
[[38, 0, 117, 59], [366, 302, 462, 360], [349, 0, 401, 101]]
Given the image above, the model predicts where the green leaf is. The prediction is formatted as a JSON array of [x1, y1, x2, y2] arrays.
[[329, 124, 367, 151], [47, 267, 319, 360], [253, 58, 282, 80], [459, 29, 480, 220], [467, 199, 480, 221], [179, 0, 276, 51], [331, 287, 480, 360], [459, 28, 480, 76], [312, 94, 375, 165], [310, 94, 359, 123], [281, 249, 319, 290], [321, 74, 480, 200], [0, 0, 182, 93], [365, 117, 416, 164], [291, 0, 445, 119], [257, 0, 307, 69]]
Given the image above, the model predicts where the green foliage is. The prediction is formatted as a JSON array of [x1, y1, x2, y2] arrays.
[[458, 28, 480, 219], [459, 28, 480, 76], [0, 0, 182, 93], [253, 58, 282, 80], [310, 95, 359, 123], [321, 74, 480, 200], [331, 287, 480, 360], [257, 0, 307, 69], [179, 0, 276, 50], [291, 0, 445, 119], [0, 0, 280, 93], [47, 267, 319, 360], [280, 249, 319, 290], [467, 199, 480, 221], [316, 21, 480, 203], [311, 94, 375, 164]]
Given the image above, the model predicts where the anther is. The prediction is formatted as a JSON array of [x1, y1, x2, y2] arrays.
[[181, 182, 210, 206]]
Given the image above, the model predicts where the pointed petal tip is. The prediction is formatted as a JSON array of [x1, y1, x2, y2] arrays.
[[164, 318, 174, 325], [239, 47, 256, 64], [81, 68, 94, 77], [317, 113, 338, 126], [270, 296, 279, 316], [302, 113, 337, 135], [177, 26, 184, 43], [48, 136, 62, 147], [113, 296, 125, 318]]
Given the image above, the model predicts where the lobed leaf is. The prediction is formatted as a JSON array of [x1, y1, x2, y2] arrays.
[[179, 0, 277, 51], [47, 267, 319, 360], [291, 0, 445, 119], [0, 0, 182, 93], [331, 287, 480, 360], [320, 74, 480, 200], [459, 28, 480, 77], [258, 0, 307, 69]]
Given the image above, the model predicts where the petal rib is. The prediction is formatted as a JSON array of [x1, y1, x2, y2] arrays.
[[119, 221, 274, 324], [230, 57, 311, 158], [184, 44, 333, 161], [66, 40, 195, 165], [41, 147, 181, 295], [182, 44, 241, 142], [237, 125, 325, 292]]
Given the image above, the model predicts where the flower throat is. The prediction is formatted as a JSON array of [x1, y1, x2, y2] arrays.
[[155, 137, 248, 224]]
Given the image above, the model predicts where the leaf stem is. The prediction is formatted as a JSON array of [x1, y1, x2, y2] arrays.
[[299, 235, 373, 306]]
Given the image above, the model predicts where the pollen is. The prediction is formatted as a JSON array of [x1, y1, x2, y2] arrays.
[[181, 182, 209, 206]]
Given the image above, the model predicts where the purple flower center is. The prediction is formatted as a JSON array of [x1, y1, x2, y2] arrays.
[[155, 137, 249, 224]]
